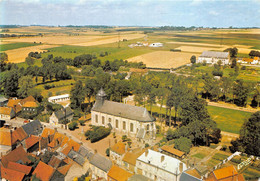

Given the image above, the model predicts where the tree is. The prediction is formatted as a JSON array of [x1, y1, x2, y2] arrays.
[[84, 78, 96, 111], [233, 80, 249, 107], [25, 56, 35, 66], [190, 55, 196, 64], [174, 137, 192, 153], [103, 60, 111, 71], [166, 95, 174, 127], [68, 121, 78, 130], [230, 58, 237, 68], [147, 87, 157, 114], [230, 111, 260, 156], [0, 52, 8, 71], [18, 75, 34, 98], [3, 69, 20, 97], [254, 86, 260, 108], [70, 80, 85, 109], [224, 47, 238, 58], [106, 148, 110, 156]]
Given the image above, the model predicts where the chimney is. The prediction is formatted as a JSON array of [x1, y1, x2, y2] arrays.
[[179, 162, 183, 173], [161, 155, 165, 162], [145, 149, 149, 157]]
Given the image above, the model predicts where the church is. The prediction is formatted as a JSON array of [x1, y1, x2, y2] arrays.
[[91, 89, 156, 140]]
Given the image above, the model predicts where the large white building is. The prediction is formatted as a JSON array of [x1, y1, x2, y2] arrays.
[[91, 89, 156, 140], [136, 149, 187, 181], [197, 51, 229, 65]]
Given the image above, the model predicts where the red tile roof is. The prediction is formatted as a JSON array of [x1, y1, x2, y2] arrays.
[[41, 128, 56, 138], [161, 145, 185, 157], [111, 142, 127, 155], [48, 132, 68, 148], [7, 99, 22, 113], [0, 127, 12, 146], [25, 135, 39, 149], [32, 161, 55, 181], [12, 127, 28, 143], [1, 166, 25, 181], [23, 101, 38, 108], [48, 155, 62, 168], [1, 145, 31, 167], [122, 149, 145, 166], [213, 166, 238, 180], [108, 165, 133, 181], [0, 107, 13, 115], [7, 162, 32, 175], [20, 96, 36, 106], [57, 163, 72, 176]]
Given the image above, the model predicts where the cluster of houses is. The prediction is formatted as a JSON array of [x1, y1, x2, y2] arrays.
[[197, 51, 259, 65], [128, 42, 163, 48], [0, 96, 39, 120]]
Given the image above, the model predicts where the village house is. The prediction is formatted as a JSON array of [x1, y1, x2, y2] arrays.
[[197, 51, 229, 65], [22, 135, 40, 153], [22, 101, 39, 114], [110, 141, 128, 166], [107, 165, 133, 181], [0, 107, 15, 120], [136, 149, 187, 181], [122, 148, 145, 173], [91, 89, 156, 141], [49, 106, 74, 126], [127, 174, 150, 181], [32, 161, 55, 181], [149, 42, 163, 47], [160, 145, 185, 160], [7, 96, 39, 114], [89, 153, 112, 180], [205, 165, 245, 181]]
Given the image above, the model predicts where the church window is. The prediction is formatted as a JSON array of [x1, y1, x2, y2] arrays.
[[123, 121, 126, 130], [95, 115, 98, 123], [147, 124, 149, 131], [116, 119, 119, 128], [102, 116, 105, 125], [130, 123, 133, 132]]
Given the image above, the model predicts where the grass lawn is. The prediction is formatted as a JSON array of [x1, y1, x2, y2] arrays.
[[0, 42, 40, 51], [191, 152, 207, 159], [207, 105, 252, 134]]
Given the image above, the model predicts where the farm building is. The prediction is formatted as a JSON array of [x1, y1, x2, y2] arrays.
[[0, 107, 15, 120], [48, 94, 70, 103], [197, 51, 229, 65], [149, 42, 163, 47], [91, 88, 156, 141]]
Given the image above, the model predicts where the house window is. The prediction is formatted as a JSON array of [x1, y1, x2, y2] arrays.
[[130, 123, 133, 132], [102, 116, 105, 125], [123, 121, 126, 130], [109, 118, 111, 122], [116, 119, 118, 128], [95, 115, 98, 123]]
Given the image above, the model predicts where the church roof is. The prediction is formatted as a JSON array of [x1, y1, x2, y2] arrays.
[[92, 100, 155, 122]]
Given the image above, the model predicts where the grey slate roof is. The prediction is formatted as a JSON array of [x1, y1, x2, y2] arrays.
[[78, 145, 93, 159], [92, 100, 155, 122], [21, 120, 43, 136], [89, 153, 112, 172], [0, 96, 8, 102], [179, 171, 202, 181], [54, 107, 74, 120], [200, 51, 229, 59], [67, 150, 85, 166], [128, 175, 150, 181]]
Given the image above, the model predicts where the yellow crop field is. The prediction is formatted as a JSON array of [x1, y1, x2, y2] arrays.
[[127, 51, 200, 68], [3, 33, 145, 46], [5, 44, 60, 63]]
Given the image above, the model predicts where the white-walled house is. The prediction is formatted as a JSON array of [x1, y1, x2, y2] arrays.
[[136, 149, 187, 181], [49, 107, 74, 126], [91, 89, 156, 140], [197, 51, 229, 65]]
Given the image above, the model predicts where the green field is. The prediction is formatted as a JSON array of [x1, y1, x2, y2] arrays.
[[207, 105, 252, 134], [0, 42, 40, 51]]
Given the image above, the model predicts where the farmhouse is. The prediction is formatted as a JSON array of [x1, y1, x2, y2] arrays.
[[91, 89, 156, 140], [136, 149, 187, 181], [149, 42, 163, 47], [197, 51, 229, 65]]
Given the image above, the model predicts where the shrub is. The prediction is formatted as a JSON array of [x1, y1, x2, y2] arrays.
[[122, 135, 128, 142], [241, 66, 246, 70], [79, 119, 85, 126], [85, 126, 111, 143], [221, 145, 227, 151], [174, 137, 192, 153], [68, 121, 78, 130], [145, 143, 150, 148], [212, 70, 223, 77]]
